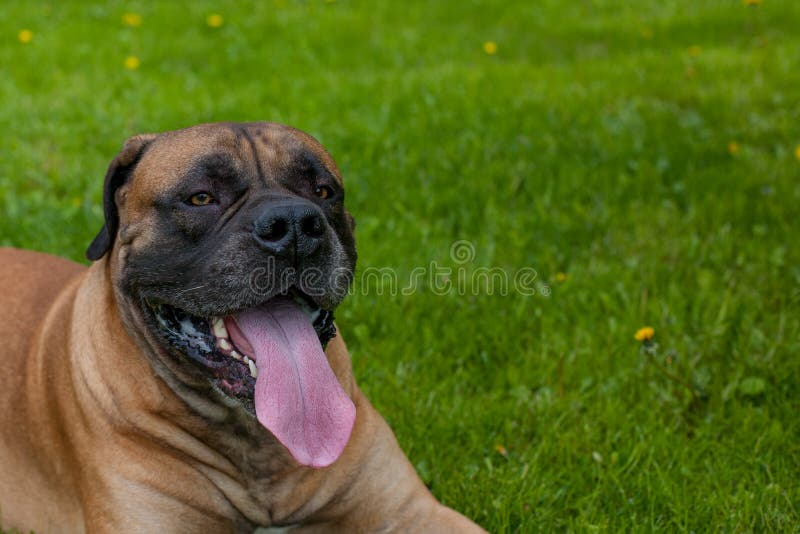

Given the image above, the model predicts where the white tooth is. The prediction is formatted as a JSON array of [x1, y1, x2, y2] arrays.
[[248, 359, 258, 378], [218, 338, 232, 352], [230, 350, 243, 361], [212, 318, 228, 339]]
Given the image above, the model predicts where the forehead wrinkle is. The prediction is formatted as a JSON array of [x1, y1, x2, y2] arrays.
[[239, 127, 268, 188], [125, 122, 345, 219], [244, 124, 293, 184], [252, 124, 343, 185], [289, 148, 334, 184], [127, 131, 239, 211], [286, 128, 343, 184], [176, 152, 240, 190]]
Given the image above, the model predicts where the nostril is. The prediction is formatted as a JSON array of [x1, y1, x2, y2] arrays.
[[260, 218, 289, 242], [300, 214, 325, 238]]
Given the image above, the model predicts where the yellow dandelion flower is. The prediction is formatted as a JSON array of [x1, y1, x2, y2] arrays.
[[634, 327, 655, 342], [743, 0, 762, 5], [794, 145, 800, 161], [556, 272, 568, 283], [483, 41, 498, 55], [124, 55, 140, 70], [688, 45, 701, 57], [640, 27, 654, 39], [206, 13, 224, 28], [122, 13, 142, 27], [727, 141, 740, 155], [18, 29, 33, 43]]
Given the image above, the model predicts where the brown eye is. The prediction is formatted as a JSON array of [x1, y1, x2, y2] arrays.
[[314, 185, 333, 200], [188, 192, 215, 206]]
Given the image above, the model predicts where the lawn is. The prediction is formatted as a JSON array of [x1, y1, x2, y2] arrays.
[[1, 0, 799, 531]]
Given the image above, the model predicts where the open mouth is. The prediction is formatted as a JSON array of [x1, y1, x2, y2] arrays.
[[148, 288, 336, 402], [144, 287, 355, 468]]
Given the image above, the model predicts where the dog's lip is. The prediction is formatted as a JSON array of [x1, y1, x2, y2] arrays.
[[142, 285, 323, 320], [138, 286, 336, 389], [138, 297, 258, 409]]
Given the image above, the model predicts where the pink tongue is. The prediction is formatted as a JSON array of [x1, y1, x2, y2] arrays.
[[228, 297, 355, 468]]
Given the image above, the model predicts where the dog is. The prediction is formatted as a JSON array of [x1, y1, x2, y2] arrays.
[[0, 122, 485, 533]]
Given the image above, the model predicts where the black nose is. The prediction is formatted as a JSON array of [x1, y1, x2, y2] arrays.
[[253, 200, 326, 259]]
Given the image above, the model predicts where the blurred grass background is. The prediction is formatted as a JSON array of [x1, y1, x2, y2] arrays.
[[1, 0, 799, 531]]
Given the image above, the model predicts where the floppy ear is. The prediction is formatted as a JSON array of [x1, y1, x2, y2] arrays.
[[86, 133, 158, 261]]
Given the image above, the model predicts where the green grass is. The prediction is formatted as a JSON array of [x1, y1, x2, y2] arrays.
[[2, 0, 799, 531]]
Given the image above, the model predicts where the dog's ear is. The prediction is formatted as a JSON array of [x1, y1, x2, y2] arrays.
[[86, 133, 158, 261]]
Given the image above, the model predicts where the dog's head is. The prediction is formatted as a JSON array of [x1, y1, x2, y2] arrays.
[[87, 122, 357, 467]]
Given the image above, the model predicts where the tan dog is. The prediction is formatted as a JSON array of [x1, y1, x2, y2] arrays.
[[0, 123, 485, 533]]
